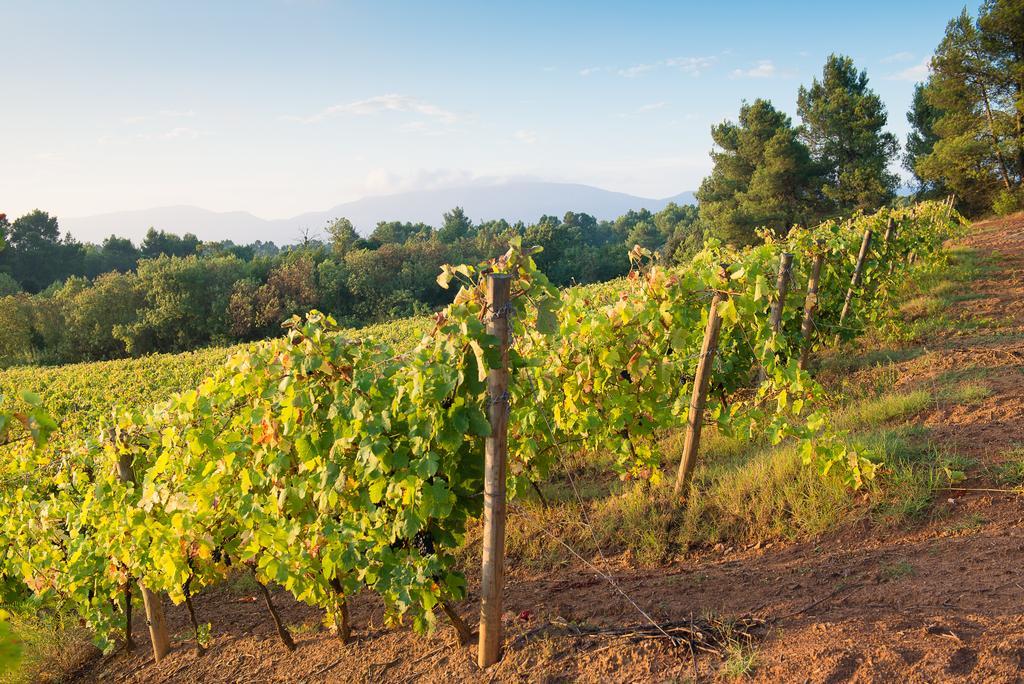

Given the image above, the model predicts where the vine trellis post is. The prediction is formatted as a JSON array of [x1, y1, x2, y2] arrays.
[[838, 228, 874, 329], [673, 273, 727, 498], [798, 245, 826, 371], [478, 273, 512, 668], [758, 252, 794, 384], [115, 453, 171, 662]]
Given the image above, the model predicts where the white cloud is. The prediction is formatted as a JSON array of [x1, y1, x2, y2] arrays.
[[121, 109, 196, 125], [617, 63, 655, 78], [616, 101, 668, 118], [600, 56, 716, 79], [886, 57, 930, 81], [286, 94, 459, 124], [579, 66, 602, 76], [161, 127, 201, 140], [514, 129, 538, 144], [730, 60, 778, 79], [881, 51, 914, 64], [362, 168, 477, 196], [636, 102, 667, 113], [663, 56, 717, 75]]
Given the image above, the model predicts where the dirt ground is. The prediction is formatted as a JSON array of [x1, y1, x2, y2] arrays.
[[69, 214, 1024, 683]]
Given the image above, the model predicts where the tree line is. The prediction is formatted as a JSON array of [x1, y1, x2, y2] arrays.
[[0, 205, 699, 366]]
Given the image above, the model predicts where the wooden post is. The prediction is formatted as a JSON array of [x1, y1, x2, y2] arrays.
[[798, 250, 826, 371], [478, 273, 512, 669], [769, 252, 794, 333], [758, 252, 793, 383], [882, 217, 895, 246], [116, 453, 171, 663], [838, 228, 873, 325], [673, 291, 725, 497], [884, 217, 897, 275]]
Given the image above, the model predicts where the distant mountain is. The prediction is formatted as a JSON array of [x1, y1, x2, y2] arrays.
[[61, 182, 697, 245]]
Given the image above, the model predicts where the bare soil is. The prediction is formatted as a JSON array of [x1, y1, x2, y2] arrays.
[[70, 214, 1024, 683]]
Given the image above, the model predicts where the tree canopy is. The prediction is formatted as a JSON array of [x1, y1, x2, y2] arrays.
[[797, 54, 899, 214], [697, 99, 822, 245]]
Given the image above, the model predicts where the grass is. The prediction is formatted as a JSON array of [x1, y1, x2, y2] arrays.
[[0, 605, 94, 684], [878, 560, 915, 582], [720, 642, 758, 679]]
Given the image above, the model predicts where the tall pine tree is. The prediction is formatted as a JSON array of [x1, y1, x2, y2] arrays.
[[797, 54, 898, 215], [913, 1, 1023, 215], [697, 99, 822, 246]]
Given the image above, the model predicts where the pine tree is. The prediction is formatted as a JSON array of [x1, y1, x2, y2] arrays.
[[797, 54, 898, 214], [914, 1, 1023, 215], [905, 82, 946, 198], [696, 99, 822, 246]]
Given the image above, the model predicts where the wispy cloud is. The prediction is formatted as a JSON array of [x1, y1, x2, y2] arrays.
[[885, 57, 930, 81], [616, 101, 668, 118], [161, 127, 201, 140], [581, 56, 716, 79], [514, 129, 538, 144], [617, 63, 656, 78], [121, 109, 196, 125], [286, 94, 459, 124], [730, 60, 779, 79], [663, 56, 716, 75], [881, 51, 914, 64]]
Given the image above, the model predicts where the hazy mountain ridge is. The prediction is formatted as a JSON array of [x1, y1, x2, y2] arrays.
[[61, 182, 697, 245]]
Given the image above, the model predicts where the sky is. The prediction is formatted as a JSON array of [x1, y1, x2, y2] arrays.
[[1, 0, 972, 221]]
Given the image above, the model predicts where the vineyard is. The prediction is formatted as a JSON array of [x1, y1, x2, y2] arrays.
[[0, 200, 963, 678]]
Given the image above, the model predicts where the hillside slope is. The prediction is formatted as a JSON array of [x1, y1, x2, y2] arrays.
[[48, 213, 1024, 682]]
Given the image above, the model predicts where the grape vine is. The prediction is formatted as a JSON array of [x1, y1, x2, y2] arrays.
[[0, 200, 962, 652]]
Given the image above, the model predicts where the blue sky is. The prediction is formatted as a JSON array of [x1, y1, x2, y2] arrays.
[[2, 1, 971, 220]]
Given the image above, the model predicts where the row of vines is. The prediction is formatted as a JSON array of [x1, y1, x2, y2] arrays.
[[0, 200, 961, 661]]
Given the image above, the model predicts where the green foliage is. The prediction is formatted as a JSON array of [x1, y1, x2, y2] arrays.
[[905, 82, 946, 198], [912, 1, 1023, 216], [798, 55, 899, 214], [697, 99, 822, 245]]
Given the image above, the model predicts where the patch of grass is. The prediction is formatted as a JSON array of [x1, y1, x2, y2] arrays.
[[879, 559, 915, 582], [859, 426, 975, 528], [1, 605, 94, 684], [720, 642, 758, 679], [990, 447, 1024, 486], [832, 390, 931, 431], [944, 382, 993, 404], [819, 347, 925, 375], [900, 295, 943, 320], [677, 443, 853, 550], [946, 512, 987, 533]]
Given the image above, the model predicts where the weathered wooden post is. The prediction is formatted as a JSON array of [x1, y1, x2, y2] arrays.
[[838, 228, 873, 326], [758, 252, 793, 383], [798, 248, 826, 371], [884, 217, 897, 275], [883, 217, 896, 246], [674, 287, 726, 498], [478, 273, 512, 668], [115, 453, 171, 662]]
